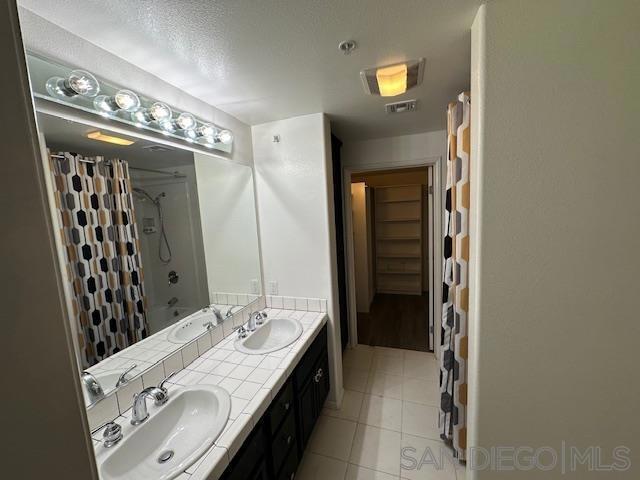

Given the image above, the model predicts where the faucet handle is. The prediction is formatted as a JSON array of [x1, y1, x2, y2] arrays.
[[158, 371, 177, 393], [103, 421, 123, 448], [256, 311, 268, 325], [233, 325, 248, 338], [116, 364, 137, 388]]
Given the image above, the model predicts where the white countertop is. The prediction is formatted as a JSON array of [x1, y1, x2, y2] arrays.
[[92, 307, 328, 480]]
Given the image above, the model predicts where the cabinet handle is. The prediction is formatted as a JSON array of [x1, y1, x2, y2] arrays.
[[284, 401, 290, 411], [286, 435, 293, 445], [290, 473, 295, 480], [314, 368, 324, 383]]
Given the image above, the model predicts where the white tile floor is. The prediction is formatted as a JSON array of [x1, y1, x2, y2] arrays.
[[299, 345, 466, 480]]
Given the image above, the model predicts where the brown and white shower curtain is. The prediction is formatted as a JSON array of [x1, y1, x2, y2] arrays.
[[440, 92, 470, 460], [49, 152, 149, 368]]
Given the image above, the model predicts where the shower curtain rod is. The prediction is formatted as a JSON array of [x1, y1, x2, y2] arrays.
[[49, 154, 187, 178]]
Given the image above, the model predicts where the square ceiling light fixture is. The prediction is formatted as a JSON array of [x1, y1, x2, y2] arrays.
[[360, 58, 425, 97]]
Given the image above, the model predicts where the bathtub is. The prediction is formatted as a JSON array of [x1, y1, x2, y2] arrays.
[[146, 305, 195, 335]]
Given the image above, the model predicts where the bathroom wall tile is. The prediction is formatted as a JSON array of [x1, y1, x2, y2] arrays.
[[216, 413, 253, 457], [227, 294, 238, 306], [210, 325, 224, 346], [283, 296, 296, 310], [142, 363, 165, 389], [307, 298, 321, 312], [115, 376, 143, 413], [295, 297, 308, 311], [266, 295, 273, 307], [87, 393, 119, 431], [237, 294, 248, 306], [271, 296, 284, 309], [197, 332, 213, 356], [222, 318, 235, 338], [163, 351, 184, 376], [217, 293, 228, 305], [320, 299, 328, 312], [181, 342, 199, 367]]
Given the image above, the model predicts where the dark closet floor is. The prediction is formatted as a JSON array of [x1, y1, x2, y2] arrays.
[[357, 293, 430, 352]]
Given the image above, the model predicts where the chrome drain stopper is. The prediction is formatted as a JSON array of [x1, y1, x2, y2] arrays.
[[158, 450, 174, 463]]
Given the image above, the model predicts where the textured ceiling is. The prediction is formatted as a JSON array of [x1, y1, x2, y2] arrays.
[[20, 0, 479, 141]]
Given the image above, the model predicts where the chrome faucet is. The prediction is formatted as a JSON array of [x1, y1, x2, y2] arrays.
[[81, 371, 104, 403], [225, 306, 234, 318], [210, 305, 224, 322], [247, 311, 268, 331], [203, 320, 214, 331], [130, 371, 176, 425], [115, 364, 137, 388]]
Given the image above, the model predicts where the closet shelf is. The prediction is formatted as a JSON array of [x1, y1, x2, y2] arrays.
[[376, 218, 420, 223], [376, 236, 420, 241], [376, 198, 420, 204], [378, 271, 420, 275]]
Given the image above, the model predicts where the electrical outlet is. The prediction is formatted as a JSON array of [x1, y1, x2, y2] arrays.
[[268, 281, 278, 295], [250, 279, 259, 294]]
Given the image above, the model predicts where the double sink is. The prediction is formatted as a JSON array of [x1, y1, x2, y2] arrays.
[[95, 311, 303, 480]]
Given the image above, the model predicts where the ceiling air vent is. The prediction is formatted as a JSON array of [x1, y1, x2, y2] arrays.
[[385, 99, 417, 114], [141, 145, 174, 153]]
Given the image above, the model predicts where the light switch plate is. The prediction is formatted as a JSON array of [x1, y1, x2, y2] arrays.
[[268, 281, 278, 295]]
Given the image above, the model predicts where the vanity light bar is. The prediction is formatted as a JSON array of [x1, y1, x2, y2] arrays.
[[44, 68, 233, 147]]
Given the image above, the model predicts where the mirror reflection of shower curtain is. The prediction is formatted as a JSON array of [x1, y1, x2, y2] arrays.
[[49, 152, 149, 367]]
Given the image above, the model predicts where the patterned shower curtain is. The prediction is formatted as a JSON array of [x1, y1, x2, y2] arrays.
[[440, 92, 470, 460], [49, 152, 149, 368]]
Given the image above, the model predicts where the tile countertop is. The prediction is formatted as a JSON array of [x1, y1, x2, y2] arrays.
[[92, 308, 328, 480]]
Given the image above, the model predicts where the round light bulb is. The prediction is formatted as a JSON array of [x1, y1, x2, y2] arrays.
[[149, 102, 172, 122], [131, 107, 151, 125], [176, 112, 197, 130], [197, 123, 216, 139], [184, 128, 197, 140], [114, 89, 140, 112], [93, 94, 118, 113], [217, 129, 233, 144], [159, 119, 176, 133], [67, 70, 100, 97]]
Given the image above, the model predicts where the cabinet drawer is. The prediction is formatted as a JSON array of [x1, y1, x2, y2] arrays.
[[294, 325, 327, 386], [270, 379, 294, 434], [272, 409, 297, 475], [277, 444, 299, 480]]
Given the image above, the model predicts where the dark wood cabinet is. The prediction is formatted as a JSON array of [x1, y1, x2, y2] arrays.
[[221, 324, 329, 480]]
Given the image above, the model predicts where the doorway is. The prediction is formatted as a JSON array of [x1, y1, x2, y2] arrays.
[[345, 166, 439, 352]]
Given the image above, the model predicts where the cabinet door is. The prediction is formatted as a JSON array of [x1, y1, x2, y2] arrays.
[[250, 460, 269, 480], [314, 352, 330, 410], [296, 376, 316, 450]]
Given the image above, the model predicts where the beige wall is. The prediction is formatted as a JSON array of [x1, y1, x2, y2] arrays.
[[469, 1, 640, 478], [351, 182, 373, 313], [1, 2, 96, 477]]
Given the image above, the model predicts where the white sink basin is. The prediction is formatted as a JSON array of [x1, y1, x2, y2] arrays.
[[97, 385, 230, 480], [234, 317, 303, 355], [167, 310, 217, 344]]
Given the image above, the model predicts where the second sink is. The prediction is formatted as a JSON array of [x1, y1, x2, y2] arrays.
[[234, 317, 303, 355]]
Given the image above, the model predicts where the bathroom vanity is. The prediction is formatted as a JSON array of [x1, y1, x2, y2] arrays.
[[219, 323, 329, 480]]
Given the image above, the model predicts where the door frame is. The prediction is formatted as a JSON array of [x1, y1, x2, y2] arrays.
[[342, 156, 443, 358]]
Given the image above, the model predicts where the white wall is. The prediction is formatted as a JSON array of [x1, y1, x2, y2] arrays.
[[469, 1, 640, 478], [351, 182, 372, 313], [252, 113, 344, 405], [2, 2, 96, 477], [342, 130, 446, 169], [194, 153, 262, 298], [17, 7, 254, 167]]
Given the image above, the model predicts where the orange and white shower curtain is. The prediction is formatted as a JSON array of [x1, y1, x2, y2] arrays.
[[440, 92, 470, 460]]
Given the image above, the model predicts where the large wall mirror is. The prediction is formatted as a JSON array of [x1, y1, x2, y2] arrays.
[[37, 110, 262, 405]]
